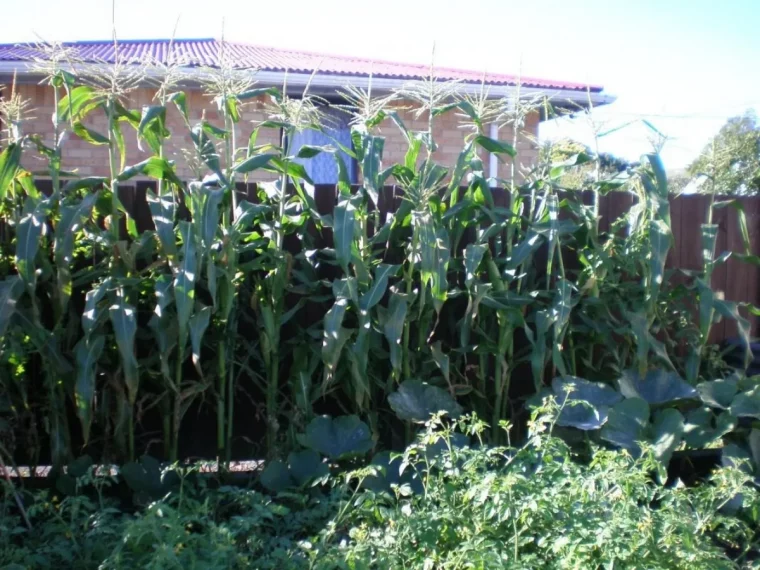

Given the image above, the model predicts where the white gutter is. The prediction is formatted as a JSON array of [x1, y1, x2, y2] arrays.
[[0, 61, 617, 108]]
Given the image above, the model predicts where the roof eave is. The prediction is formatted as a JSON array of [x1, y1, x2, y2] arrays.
[[0, 61, 615, 113]]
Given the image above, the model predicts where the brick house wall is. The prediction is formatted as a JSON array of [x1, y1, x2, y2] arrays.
[[16, 84, 539, 185]]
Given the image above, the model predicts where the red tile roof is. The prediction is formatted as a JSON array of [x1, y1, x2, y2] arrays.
[[0, 38, 603, 93]]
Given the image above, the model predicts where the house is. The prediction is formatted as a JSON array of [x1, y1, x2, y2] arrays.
[[0, 38, 614, 186]]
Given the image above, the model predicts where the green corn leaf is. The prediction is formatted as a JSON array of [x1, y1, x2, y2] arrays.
[[74, 335, 105, 444], [461, 283, 491, 348], [267, 158, 314, 186], [322, 298, 349, 379], [73, 122, 109, 145], [348, 321, 371, 407], [188, 305, 211, 376], [647, 219, 671, 305], [474, 135, 516, 157], [238, 86, 280, 101], [464, 244, 487, 289], [333, 198, 356, 272], [0, 143, 21, 200], [201, 187, 224, 250], [0, 276, 24, 339], [446, 140, 475, 200], [15, 201, 48, 289], [528, 310, 552, 390], [58, 85, 101, 123], [713, 199, 751, 254], [361, 135, 385, 207], [168, 92, 188, 124], [334, 152, 352, 197], [175, 222, 197, 352], [360, 264, 399, 312], [232, 153, 278, 174], [146, 191, 177, 262], [60, 176, 105, 194], [118, 157, 183, 187], [430, 342, 450, 384], [712, 298, 752, 369], [138, 105, 168, 154], [109, 294, 139, 404], [190, 123, 223, 179], [54, 192, 98, 314], [82, 278, 112, 338], [383, 292, 408, 373]]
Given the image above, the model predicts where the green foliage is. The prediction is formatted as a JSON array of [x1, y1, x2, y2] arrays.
[[1, 411, 759, 568], [688, 111, 760, 195], [0, 48, 758, 477]]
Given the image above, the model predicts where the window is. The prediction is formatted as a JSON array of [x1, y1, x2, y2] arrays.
[[289, 105, 357, 185]]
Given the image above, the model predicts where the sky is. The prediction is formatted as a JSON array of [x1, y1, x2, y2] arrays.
[[1, 0, 759, 171]]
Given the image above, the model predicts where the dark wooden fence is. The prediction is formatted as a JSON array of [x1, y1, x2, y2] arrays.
[[121, 183, 760, 344]]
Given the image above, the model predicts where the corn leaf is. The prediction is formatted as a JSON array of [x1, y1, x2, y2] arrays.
[[0, 276, 24, 339], [74, 335, 105, 444], [0, 143, 21, 200], [189, 305, 211, 376], [109, 294, 139, 404], [55, 192, 98, 313], [146, 191, 177, 262], [175, 222, 197, 352]]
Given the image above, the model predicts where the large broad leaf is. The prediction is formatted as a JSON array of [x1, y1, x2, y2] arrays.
[[696, 377, 738, 409], [74, 336, 105, 444], [0, 276, 24, 339], [618, 369, 697, 405], [683, 408, 736, 448], [297, 415, 374, 460], [749, 429, 760, 473], [388, 380, 462, 423], [362, 451, 423, 495], [109, 295, 139, 404], [651, 408, 684, 465], [552, 376, 622, 430], [730, 386, 760, 420], [287, 450, 329, 487], [259, 460, 293, 493], [601, 398, 650, 455]]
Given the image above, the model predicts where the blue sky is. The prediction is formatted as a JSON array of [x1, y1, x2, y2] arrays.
[[1, 0, 758, 170]]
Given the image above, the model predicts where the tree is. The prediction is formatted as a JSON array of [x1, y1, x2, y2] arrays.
[[687, 111, 760, 195], [540, 138, 635, 190]]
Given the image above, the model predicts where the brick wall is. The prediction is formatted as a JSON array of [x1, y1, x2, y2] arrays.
[[16, 85, 539, 185]]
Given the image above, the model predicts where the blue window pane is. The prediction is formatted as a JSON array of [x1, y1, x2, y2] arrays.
[[290, 106, 356, 184]]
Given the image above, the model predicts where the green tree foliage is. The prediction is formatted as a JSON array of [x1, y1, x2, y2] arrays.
[[688, 111, 760, 195]]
